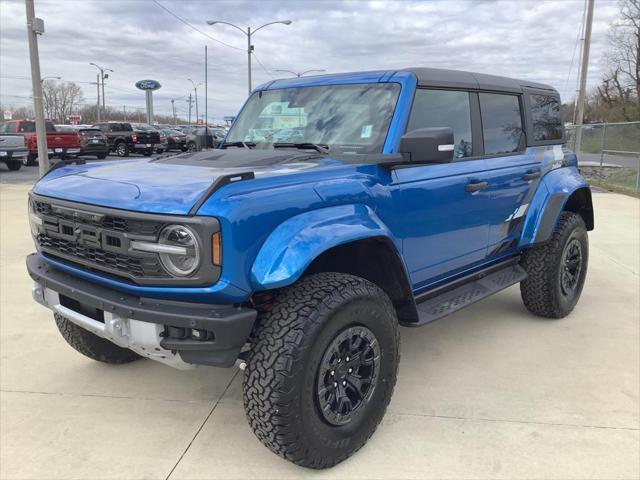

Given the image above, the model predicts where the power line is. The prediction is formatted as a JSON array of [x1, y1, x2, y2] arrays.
[[151, 0, 244, 51], [252, 52, 274, 78], [564, 0, 587, 92]]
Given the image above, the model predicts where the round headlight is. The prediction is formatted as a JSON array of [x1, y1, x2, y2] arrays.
[[158, 225, 200, 277]]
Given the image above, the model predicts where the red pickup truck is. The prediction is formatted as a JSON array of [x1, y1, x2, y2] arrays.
[[0, 120, 81, 166]]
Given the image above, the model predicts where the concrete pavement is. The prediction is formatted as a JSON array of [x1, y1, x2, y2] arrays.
[[1, 184, 638, 479]]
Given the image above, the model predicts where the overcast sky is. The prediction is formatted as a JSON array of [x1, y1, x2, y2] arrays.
[[0, 0, 622, 122]]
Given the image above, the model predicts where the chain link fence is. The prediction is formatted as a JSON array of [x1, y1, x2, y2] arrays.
[[566, 121, 640, 194]]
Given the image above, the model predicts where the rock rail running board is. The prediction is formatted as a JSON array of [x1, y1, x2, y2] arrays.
[[412, 263, 527, 326]]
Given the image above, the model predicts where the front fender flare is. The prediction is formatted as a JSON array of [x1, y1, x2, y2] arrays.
[[251, 204, 396, 290], [519, 166, 591, 247]]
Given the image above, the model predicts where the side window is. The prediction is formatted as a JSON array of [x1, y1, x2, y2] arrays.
[[108, 124, 119, 132], [530, 94, 562, 141], [0, 123, 6, 133], [7, 122, 18, 133], [407, 89, 473, 158], [18, 122, 36, 133], [479, 93, 523, 155]]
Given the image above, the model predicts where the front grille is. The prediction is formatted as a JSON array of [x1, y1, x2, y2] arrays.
[[30, 194, 220, 287], [33, 200, 161, 236], [38, 233, 168, 278]]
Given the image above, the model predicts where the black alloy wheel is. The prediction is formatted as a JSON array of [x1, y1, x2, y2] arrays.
[[316, 325, 380, 426], [560, 238, 583, 297]]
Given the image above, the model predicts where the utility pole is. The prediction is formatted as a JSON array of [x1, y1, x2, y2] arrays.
[[188, 79, 201, 123], [95, 74, 101, 122], [25, 0, 49, 175], [574, 0, 594, 154], [123, 105, 126, 121], [205, 45, 208, 147], [171, 99, 176, 125], [187, 93, 193, 124]]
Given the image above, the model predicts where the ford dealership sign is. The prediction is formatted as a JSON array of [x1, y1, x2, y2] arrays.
[[135, 79, 161, 91]]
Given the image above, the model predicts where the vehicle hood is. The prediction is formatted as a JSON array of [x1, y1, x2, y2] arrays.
[[33, 149, 346, 215]]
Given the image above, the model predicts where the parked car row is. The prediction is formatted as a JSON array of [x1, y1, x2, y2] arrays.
[[0, 119, 231, 170]]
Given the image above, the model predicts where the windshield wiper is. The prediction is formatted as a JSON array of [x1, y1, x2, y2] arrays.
[[273, 142, 329, 154], [221, 141, 255, 149]]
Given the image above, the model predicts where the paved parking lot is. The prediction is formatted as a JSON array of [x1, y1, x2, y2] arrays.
[[0, 184, 638, 479]]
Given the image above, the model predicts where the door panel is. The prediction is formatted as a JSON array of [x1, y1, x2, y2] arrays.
[[483, 152, 539, 257], [394, 159, 490, 289]]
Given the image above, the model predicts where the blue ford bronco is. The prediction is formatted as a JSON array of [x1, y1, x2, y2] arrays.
[[27, 68, 593, 468]]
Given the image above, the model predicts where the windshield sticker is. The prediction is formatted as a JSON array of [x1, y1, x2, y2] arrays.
[[360, 124, 373, 138]]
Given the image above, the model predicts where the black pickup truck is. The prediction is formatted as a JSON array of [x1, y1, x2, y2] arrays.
[[92, 122, 161, 157]]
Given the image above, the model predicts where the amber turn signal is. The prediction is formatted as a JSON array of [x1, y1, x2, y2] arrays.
[[212, 232, 222, 266]]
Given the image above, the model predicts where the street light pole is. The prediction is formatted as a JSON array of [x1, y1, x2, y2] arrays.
[[90, 62, 113, 119], [206, 19, 292, 96], [95, 74, 101, 122], [274, 69, 326, 78], [25, 0, 49, 175]]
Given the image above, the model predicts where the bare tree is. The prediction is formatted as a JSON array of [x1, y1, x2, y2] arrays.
[[604, 0, 640, 119], [41, 80, 85, 123]]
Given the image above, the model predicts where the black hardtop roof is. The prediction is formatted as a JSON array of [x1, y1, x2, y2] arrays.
[[403, 67, 558, 95]]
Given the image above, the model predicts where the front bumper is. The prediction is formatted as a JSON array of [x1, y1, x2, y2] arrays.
[[27, 253, 257, 368]]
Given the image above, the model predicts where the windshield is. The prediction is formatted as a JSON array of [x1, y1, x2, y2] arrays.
[[226, 83, 400, 154]]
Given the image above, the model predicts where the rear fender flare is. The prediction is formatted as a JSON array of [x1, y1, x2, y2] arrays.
[[250, 204, 397, 290], [519, 167, 592, 247]]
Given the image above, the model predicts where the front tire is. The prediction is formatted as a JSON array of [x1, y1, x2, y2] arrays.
[[55, 315, 141, 364], [243, 272, 400, 469], [520, 212, 588, 318]]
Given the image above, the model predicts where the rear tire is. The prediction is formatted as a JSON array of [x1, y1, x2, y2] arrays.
[[115, 142, 129, 157], [6, 161, 21, 171], [97, 153, 107, 159], [243, 272, 400, 469], [187, 142, 197, 152], [55, 315, 141, 364], [520, 212, 588, 318]]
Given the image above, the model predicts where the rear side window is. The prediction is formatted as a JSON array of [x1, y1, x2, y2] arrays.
[[18, 122, 36, 133], [479, 93, 523, 155], [530, 94, 562, 141], [407, 89, 473, 158]]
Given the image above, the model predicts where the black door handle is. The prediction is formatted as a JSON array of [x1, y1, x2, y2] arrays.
[[465, 181, 488, 192], [523, 170, 541, 181]]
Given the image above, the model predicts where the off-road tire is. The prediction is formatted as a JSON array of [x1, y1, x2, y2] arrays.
[[187, 142, 198, 152], [520, 212, 588, 318], [23, 154, 37, 166], [54, 315, 141, 364], [243, 272, 400, 469], [6, 161, 21, 171], [115, 142, 129, 157]]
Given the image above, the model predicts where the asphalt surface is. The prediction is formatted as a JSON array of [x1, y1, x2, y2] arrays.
[[0, 184, 638, 479]]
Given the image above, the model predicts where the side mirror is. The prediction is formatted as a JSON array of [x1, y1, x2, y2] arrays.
[[400, 127, 455, 163]]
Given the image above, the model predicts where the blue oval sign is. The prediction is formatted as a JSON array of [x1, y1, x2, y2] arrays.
[[135, 79, 161, 91]]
